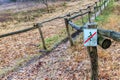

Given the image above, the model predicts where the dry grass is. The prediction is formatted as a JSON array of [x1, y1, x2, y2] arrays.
[[101, 15, 120, 31], [66, 1, 120, 79], [0, 0, 98, 77], [96, 1, 120, 31], [0, 0, 119, 79], [0, 0, 97, 34], [95, 2, 120, 79]]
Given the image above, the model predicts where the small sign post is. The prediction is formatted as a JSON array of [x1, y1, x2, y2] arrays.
[[84, 23, 98, 80]]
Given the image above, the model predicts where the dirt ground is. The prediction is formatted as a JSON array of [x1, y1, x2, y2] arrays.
[[0, 0, 98, 77], [0, 0, 120, 80], [0, 0, 97, 34], [2, 39, 120, 80]]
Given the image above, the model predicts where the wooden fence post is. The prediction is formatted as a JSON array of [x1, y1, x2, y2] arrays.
[[94, 7, 97, 19], [95, 2, 98, 12], [64, 18, 74, 46], [36, 24, 47, 50], [80, 9, 84, 25], [94, 2, 98, 20], [104, 0, 107, 9], [67, 13, 74, 31], [103, 0, 105, 8], [99, 0, 102, 14], [88, 6, 91, 23], [87, 24, 98, 80], [106, 0, 109, 7], [102, 0, 104, 5]]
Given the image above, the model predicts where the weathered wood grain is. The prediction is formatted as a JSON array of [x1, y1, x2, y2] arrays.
[[98, 29, 120, 41], [0, 26, 37, 38], [64, 18, 74, 46], [87, 24, 98, 80]]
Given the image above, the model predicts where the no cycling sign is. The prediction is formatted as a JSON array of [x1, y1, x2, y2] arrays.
[[84, 29, 97, 46]]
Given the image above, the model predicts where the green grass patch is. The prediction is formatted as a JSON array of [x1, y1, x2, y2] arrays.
[[39, 28, 67, 50], [95, 0, 114, 24], [45, 35, 60, 47], [75, 15, 88, 26], [74, 0, 115, 26]]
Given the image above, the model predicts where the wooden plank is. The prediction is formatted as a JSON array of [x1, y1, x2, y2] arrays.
[[88, 6, 92, 23], [80, 10, 85, 24], [98, 29, 120, 41], [64, 18, 74, 46], [37, 25, 47, 50], [0, 26, 37, 38], [87, 47, 98, 80]]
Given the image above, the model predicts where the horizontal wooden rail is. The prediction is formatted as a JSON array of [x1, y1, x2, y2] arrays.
[[69, 11, 89, 20], [80, 8, 88, 11], [68, 21, 86, 30], [68, 21, 120, 42], [0, 26, 37, 38], [68, 21, 83, 30], [39, 16, 66, 24], [98, 29, 120, 41]]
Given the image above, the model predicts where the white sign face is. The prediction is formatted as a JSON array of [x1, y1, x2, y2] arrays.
[[84, 29, 97, 46]]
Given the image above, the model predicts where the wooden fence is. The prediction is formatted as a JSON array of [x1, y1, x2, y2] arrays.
[[66, 20, 120, 80], [64, 0, 120, 79], [0, 0, 111, 50], [0, 0, 119, 79]]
